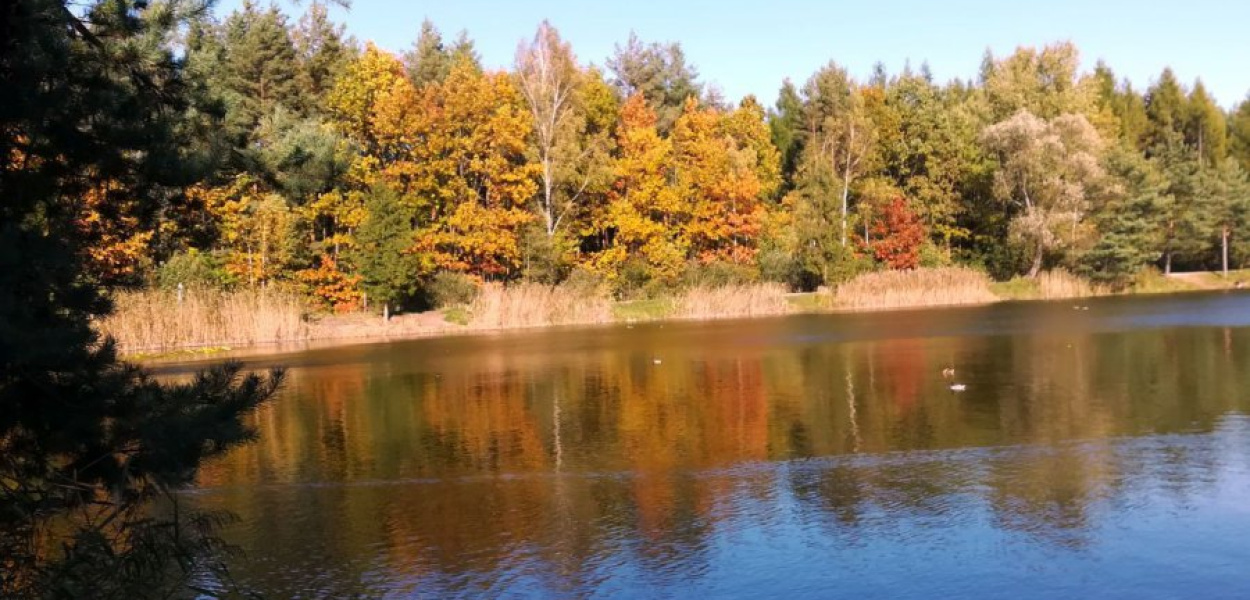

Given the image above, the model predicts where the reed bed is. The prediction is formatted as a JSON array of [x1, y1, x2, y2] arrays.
[[97, 288, 308, 353], [834, 267, 997, 310], [468, 283, 613, 329], [1034, 268, 1108, 299], [671, 283, 793, 319]]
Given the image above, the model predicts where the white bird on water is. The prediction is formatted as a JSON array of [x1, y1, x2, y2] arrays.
[[949, 383, 967, 392]]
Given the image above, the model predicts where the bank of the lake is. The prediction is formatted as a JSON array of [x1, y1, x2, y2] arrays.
[[111, 267, 1250, 361]]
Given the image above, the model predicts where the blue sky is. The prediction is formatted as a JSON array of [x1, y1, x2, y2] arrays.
[[219, 0, 1250, 108]]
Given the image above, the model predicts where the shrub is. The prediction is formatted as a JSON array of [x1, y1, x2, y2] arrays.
[[427, 272, 480, 308], [156, 249, 232, 290], [680, 261, 758, 289]]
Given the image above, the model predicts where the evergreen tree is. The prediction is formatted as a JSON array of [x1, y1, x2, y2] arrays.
[[1155, 137, 1206, 273], [1091, 62, 1149, 148], [0, 1, 281, 596], [1201, 160, 1250, 275], [1228, 96, 1250, 172], [769, 79, 805, 194], [293, 1, 353, 109], [353, 186, 424, 319], [1185, 81, 1228, 166], [1144, 68, 1189, 154], [222, 2, 304, 134], [403, 20, 479, 87], [404, 19, 453, 86], [607, 32, 703, 133], [1081, 149, 1170, 285]]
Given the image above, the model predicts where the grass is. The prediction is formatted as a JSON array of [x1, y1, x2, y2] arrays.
[[613, 298, 675, 322], [989, 277, 1039, 300], [123, 346, 233, 361], [442, 305, 470, 326], [97, 288, 308, 354], [834, 267, 998, 310], [785, 291, 834, 312]]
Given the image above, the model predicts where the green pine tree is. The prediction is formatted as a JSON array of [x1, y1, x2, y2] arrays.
[[353, 186, 425, 319], [1081, 149, 1170, 286], [769, 79, 805, 194], [1, 1, 282, 597]]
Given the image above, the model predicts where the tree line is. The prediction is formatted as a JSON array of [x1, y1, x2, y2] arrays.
[[84, 3, 1250, 318]]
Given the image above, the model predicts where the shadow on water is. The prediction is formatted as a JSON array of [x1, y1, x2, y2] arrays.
[[186, 292, 1250, 598]]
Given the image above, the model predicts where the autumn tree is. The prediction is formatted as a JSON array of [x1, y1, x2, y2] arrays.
[[398, 63, 539, 278], [867, 197, 926, 269], [595, 94, 685, 285], [672, 98, 767, 264], [328, 43, 408, 154], [982, 111, 1108, 277], [196, 175, 301, 286]]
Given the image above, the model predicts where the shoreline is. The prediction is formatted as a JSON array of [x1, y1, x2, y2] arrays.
[[129, 282, 1249, 364]]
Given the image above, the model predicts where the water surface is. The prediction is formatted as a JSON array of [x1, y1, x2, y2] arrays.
[[186, 292, 1250, 598]]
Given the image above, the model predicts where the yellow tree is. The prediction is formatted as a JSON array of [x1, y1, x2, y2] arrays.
[[326, 43, 408, 154], [195, 174, 299, 286], [395, 62, 539, 278], [74, 178, 155, 285], [671, 98, 766, 264], [595, 94, 685, 281]]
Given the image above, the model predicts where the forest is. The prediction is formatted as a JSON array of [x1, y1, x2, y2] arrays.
[[76, 1, 1250, 318]]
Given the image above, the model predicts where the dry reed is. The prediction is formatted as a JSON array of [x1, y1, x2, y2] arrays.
[[1035, 269, 1108, 299], [672, 283, 793, 319], [97, 288, 308, 353], [468, 283, 613, 329], [834, 267, 997, 309]]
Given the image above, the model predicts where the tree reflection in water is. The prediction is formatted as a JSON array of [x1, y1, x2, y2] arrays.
[[191, 294, 1250, 598]]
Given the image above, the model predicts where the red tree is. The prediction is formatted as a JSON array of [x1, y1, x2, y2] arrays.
[[869, 197, 926, 269]]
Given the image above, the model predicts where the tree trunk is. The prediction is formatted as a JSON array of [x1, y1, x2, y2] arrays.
[[1028, 239, 1044, 278], [383, 303, 389, 323], [840, 157, 852, 248], [1222, 225, 1230, 278], [1164, 249, 1173, 275], [542, 156, 555, 235]]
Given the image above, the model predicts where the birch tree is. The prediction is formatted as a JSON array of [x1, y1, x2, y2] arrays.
[[515, 21, 580, 237]]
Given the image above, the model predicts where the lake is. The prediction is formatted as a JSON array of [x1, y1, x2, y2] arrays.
[[182, 292, 1250, 599]]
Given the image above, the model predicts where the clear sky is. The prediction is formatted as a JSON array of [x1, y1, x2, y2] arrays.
[[219, 0, 1250, 108]]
